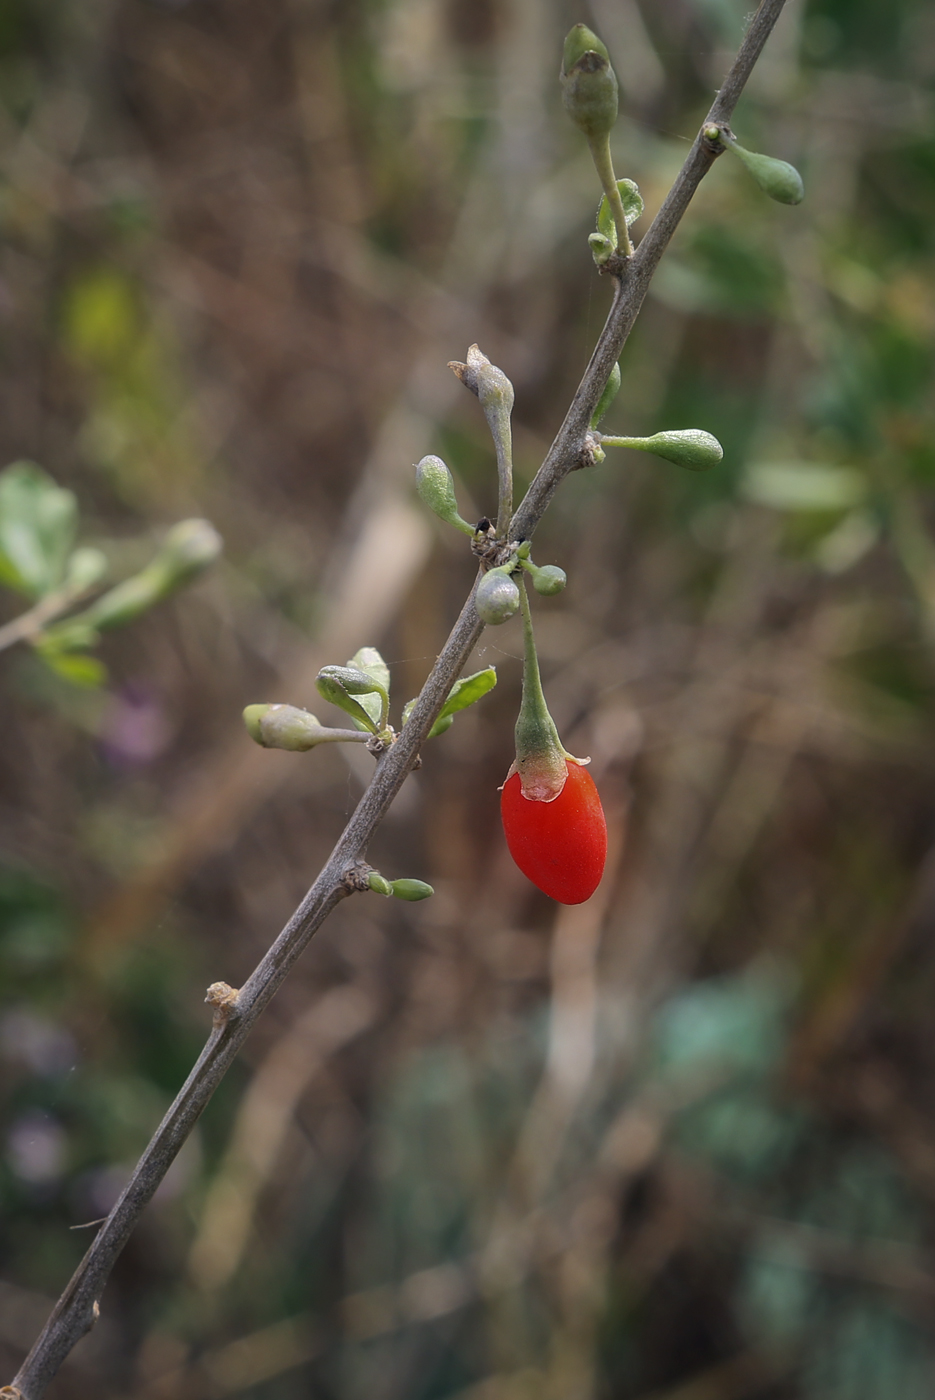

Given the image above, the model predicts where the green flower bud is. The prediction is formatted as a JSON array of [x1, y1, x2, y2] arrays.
[[600, 428, 723, 472], [532, 564, 567, 596], [415, 455, 474, 537], [560, 25, 618, 141], [727, 142, 804, 205], [368, 872, 393, 897], [591, 362, 621, 428], [390, 878, 434, 902], [476, 567, 520, 625], [243, 703, 368, 751]]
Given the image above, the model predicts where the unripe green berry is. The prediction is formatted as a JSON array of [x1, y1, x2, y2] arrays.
[[560, 25, 618, 140], [476, 567, 520, 625]]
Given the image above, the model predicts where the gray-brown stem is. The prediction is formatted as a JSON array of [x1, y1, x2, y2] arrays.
[[9, 3, 787, 1393]]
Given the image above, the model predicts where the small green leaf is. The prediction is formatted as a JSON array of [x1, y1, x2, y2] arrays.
[[317, 665, 389, 732], [0, 462, 78, 598], [347, 647, 391, 727], [597, 180, 643, 247], [401, 667, 497, 740], [438, 666, 497, 721], [38, 648, 107, 688]]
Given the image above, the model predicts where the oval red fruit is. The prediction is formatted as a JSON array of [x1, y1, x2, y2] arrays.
[[501, 762, 607, 904]]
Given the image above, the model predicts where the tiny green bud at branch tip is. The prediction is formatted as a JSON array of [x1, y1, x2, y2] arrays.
[[368, 872, 393, 897]]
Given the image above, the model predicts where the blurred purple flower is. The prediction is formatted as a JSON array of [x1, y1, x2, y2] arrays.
[[98, 684, 173, 768]]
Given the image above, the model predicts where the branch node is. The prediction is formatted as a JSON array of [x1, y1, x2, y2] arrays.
[[341, 863, 374, 894], [205, 981, 241, 1026]]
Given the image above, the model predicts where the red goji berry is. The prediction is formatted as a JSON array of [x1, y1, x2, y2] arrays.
[[501, 760, 606, 904]]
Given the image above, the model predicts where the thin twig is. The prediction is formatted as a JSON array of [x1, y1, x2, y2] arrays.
[[9, 4, 787, 1394]]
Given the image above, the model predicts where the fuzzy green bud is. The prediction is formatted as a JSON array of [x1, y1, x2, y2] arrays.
[[368, 872, 393, 897], [588, 232, 615, 267], [415, 455, 474, 537], [727, 142, 804, 206], [476, 566, 520, 625], [390, 878, 434, 902], [560, 25, 618, 140], [600, 429, 723, 472], [591, 362, 621, 428]]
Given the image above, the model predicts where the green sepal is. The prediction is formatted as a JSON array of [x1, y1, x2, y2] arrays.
[[591, 362, 621, 427], [316, 665, 388, 733], [402, 665, 497, 739], [727, 142, 804, 206], [415, 456, 474, 537], [596, 180, 643, 246], [601, 429, 723, 472], [367, 872, 393, 897], [0, 462, 77, 598], [513, 579, 572, 802], [560, 24, 618, 141], [390, 878, 434, 902]]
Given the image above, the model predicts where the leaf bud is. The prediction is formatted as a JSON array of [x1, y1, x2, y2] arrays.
[[476, 566, 520, 625], [368, 871, 393, 897], [390, 878, 434, 901], [728, 142, 804, 205], [560, 25, 618, 140], [156, 518, 223, 583], [415, 455, 474, 536], [590, 362, 621, 428]]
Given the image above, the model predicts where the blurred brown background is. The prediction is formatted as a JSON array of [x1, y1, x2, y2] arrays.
[[3, 0, 935, 1396]]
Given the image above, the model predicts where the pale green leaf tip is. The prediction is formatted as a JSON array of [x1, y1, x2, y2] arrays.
[[390, 878, 434, 902]]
